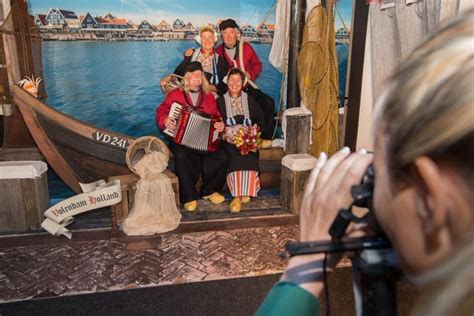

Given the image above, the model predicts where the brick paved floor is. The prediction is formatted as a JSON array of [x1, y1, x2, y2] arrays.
[[0, 225, 299, 303]]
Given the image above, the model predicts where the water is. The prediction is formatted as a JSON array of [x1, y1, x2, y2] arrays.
[[43, 41, 283, 137], [42, 40, 348, 200]]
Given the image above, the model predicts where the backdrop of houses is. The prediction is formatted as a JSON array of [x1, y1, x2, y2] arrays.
[[33, 8, 277, 42]]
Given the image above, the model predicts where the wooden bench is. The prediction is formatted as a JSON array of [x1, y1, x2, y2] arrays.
[[108, 169, 179, 235], [108, 147, 283, 234]]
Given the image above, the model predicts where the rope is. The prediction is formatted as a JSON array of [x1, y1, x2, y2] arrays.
[[335, 5, 350, 34], [255, 0, 278, 32]]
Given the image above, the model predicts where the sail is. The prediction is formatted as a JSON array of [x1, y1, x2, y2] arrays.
[[269, 0, 290, 72], [369, 0, 461, 101], [298, 0, 339, 156]]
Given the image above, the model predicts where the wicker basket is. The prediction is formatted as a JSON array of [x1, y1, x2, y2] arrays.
[[126, 136, 170, 175]]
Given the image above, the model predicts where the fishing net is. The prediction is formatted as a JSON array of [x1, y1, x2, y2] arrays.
[[121, 136, 181, 236], [298, 1, 339, 156]]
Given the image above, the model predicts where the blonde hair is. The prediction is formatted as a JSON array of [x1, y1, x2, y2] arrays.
[[376, 10, 474, 190], [199, 26, 215, 37], [182, 70, 216, 94]]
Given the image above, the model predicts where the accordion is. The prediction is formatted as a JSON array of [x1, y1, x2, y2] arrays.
[[163, 102, 221, 152]]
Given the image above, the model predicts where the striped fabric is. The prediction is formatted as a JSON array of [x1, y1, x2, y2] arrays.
[[227, 170, 260, 197]]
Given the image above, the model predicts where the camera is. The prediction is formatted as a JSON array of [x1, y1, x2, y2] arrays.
[[283, 164, 400, 316], [284, 164, 390, 256]]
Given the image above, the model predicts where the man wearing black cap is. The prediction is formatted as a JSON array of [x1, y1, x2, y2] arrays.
[[216, 18, 275, 149], [156, 61, 228, 212]]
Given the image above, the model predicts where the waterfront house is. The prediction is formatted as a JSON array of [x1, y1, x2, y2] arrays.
[[81, 13, 128, 31], [45, 8, 81, 30], [155, 20, 172, 32], [161, 30, 185, 40], [184, 22, 196, 33], [335, 27, 350, 40], [33, 14, 48, 29], [255, 23, 274, 43], [98, 16, 129, 30], [138, 20, 155, 33], [81, 13, 97, 29], [241, 24, 258, 42], [257, 23, 274, 38], [172, 19, 185, 31]]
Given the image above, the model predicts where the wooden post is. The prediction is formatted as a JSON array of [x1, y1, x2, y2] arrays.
[[283, 107, 312, 154], [0, 0, 42, 154], [287, 0, 307, 108], [344, 0, 370, 150], [281, 154, 317, 214], [0, 161, 49, 232]]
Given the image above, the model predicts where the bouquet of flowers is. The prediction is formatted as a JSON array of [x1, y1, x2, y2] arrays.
[[233, 124, 262, 155]]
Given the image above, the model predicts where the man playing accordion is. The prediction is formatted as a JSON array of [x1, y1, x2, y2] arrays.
[[156, 61, 227, 212]]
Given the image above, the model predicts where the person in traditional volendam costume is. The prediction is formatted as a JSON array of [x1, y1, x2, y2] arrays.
[[155, 61, 228, 212], [216, 18, 275, 149], [217, 68, 264, 213], [174, 26, 228, 96]]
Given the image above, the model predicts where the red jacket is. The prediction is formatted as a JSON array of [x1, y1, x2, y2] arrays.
[[155, 88, 221, 130], [216, 41, 262, 82]]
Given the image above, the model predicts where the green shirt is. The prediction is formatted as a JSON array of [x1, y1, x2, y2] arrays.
[[256, 281, 320, 315]]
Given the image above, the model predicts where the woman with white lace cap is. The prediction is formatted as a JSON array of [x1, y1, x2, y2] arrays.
[[174, 26, 228, 95], [217, 68, 264, 213]]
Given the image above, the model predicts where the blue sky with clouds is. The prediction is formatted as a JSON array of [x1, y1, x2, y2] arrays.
[[29, 0, 352, 28]]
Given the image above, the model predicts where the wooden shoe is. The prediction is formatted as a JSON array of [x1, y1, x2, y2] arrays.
[[241, 196, 251, 203], [261, 139, 272, 149], [229, 197, 241, 213], [184, 200, 197, 212], [203, 192, 225, 204]]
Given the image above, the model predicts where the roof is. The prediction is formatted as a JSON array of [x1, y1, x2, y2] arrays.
[[241, 24, 256, 31], [58, 9, 78, 19], [101, 18, 128, 25], [36, 14, 48, 26], [257, 23, 274, 31], [157, 20, 171, 26], [95, 16, 107, 23]]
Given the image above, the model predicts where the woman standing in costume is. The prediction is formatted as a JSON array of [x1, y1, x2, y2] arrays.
[[174, 27, 228, 95], [217, 68, 264, 213], [156, 61, 227, 212]]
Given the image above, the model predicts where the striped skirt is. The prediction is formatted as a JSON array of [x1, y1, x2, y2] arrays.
[[227, 170, 260, 197]]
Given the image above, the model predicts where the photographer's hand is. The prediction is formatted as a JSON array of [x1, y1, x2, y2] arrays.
[[281, 147, 373, 298]]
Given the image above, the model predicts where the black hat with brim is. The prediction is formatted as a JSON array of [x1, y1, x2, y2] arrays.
[[184, 61, 203, 74], [219, 19, 239, 31]]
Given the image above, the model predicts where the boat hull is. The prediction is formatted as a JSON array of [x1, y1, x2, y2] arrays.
[[12, 85, 134, 193]]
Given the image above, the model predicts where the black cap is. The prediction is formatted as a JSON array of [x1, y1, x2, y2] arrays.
[[219, 19, 239, 31], [184, 61, 203, 74]]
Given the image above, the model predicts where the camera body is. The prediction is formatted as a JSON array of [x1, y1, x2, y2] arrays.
[[328, 164, 387, 240], [283, 165, 399, 316]]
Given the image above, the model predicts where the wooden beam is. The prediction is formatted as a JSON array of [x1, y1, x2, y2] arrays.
[[344, 0, 370, 150], [287, 0, 307, 108]]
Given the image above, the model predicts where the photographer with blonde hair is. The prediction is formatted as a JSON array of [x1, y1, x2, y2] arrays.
[[257, 10, 474, 316]]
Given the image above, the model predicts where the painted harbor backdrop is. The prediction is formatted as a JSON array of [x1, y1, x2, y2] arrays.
[[43, 40, 348, 200]]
